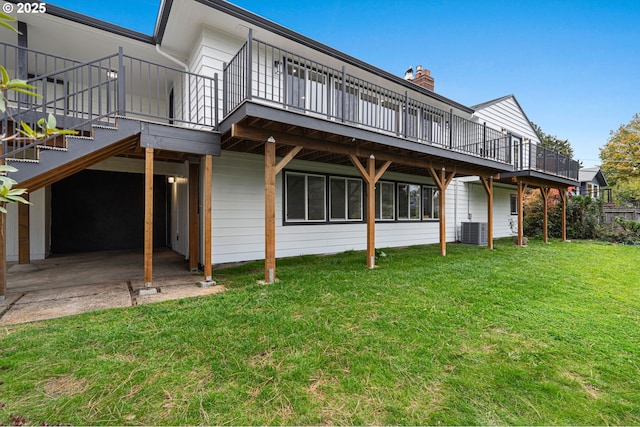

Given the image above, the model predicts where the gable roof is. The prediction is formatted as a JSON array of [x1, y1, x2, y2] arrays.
[[578, 167, 609, 186], [471, 94, 515, 111], [471, 94, 542, 142], [472, 94, 540, 136]]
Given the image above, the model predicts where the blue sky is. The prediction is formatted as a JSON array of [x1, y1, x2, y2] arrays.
[[51, 0, 640, 167]]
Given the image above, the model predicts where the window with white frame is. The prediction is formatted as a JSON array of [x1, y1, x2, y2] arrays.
[[330, 177, 363, 221], [285, 174, 445, 224], [422, 186, 439, 219], [510, 194, 518, 215], [398, 183, 421, 220], [285, 172, 326, 222], [375, 181, 395, 220]]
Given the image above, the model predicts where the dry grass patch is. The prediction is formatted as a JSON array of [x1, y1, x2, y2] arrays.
[[405, 380, 448, 418], [44, 375, 87, 398], [564, 371, 600, 399], [306, 370, 340, 402], [248, 348, 279, 369]]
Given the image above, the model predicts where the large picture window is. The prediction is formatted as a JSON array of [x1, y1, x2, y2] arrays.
[[398, 183, 421, 220], [285, 172, 326, 222], [375, 181, 395, 220], [330, 177, 362, 221], [284, 173, 441, 225]]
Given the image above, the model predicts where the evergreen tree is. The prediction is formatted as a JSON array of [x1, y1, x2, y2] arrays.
[[531, 122, 575, 159]]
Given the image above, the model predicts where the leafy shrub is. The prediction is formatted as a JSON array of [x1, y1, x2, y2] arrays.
[[523, 193, 603, 240], [598, 217, 640, 245], [566, 195, 604, 239]]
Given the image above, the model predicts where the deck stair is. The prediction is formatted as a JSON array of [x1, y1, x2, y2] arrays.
[[5, 117, 142, 191], [1, 43, 221, 191]]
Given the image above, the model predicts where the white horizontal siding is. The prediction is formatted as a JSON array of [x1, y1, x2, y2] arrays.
[[452, 179, 518, 240], [190, 27, 245, 124], [475, 96, 540, 143], [377, 221, 441, 247], [210, 150, 466, 263], [189, 27, 244, 75], [494, 186, 518, 237], [211, 151, 265, 263]]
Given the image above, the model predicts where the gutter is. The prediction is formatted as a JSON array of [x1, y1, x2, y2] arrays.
[[155, 43, 189, 72]]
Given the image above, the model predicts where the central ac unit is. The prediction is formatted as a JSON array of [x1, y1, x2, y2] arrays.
[[460, 222, 488, 246]]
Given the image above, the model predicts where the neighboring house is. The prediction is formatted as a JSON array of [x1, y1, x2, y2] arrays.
[[575, 167, 609, 199], [0, 0, 579, 289]]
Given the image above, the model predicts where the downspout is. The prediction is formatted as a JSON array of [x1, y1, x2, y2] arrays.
[[453, 179, 458, 241], [154, 43, 193, 262], [155, 44, 189, 72], [467, 183, 471, 220]]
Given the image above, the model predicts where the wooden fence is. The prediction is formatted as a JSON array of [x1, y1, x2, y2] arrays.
[[603, 208, 640, 223]]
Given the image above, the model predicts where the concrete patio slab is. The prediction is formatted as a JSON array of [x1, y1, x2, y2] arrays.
[[0, 282, 132, 326], [136, 282, 227, 305], [0, 249, 227, 326]]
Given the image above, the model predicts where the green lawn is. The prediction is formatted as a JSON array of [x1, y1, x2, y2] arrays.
[[1, 239, 639, 425]]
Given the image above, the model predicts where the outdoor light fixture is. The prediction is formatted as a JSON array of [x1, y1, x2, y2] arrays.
[[267, 136, 276, 143], [106, 70, 118, 79], [168, 176, 175, 184], [273, 60, 282, 75]]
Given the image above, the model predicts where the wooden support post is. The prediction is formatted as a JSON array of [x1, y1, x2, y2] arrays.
[[264, 141, 276, 283], [264, 141, 303, 283], [349, 154, 391, 268], [18, 193, 30, 264], [188, 163, 199, 272], [438, 171, 447, 256], [516, 180, 528, 246], [144, 147, 154, 287], [480, 176, 494, 250], [429, 167, 456, 256], [366, 157, 376, 268], [203, 155, 213, 281], [561, 188, 567, 241], [540, 187, 551, 243]]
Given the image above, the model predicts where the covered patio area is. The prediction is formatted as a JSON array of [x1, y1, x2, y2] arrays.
[[0, 249, 225, 325]]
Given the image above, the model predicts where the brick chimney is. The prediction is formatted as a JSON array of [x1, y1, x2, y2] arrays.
[[411, 65, 435, 92]]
